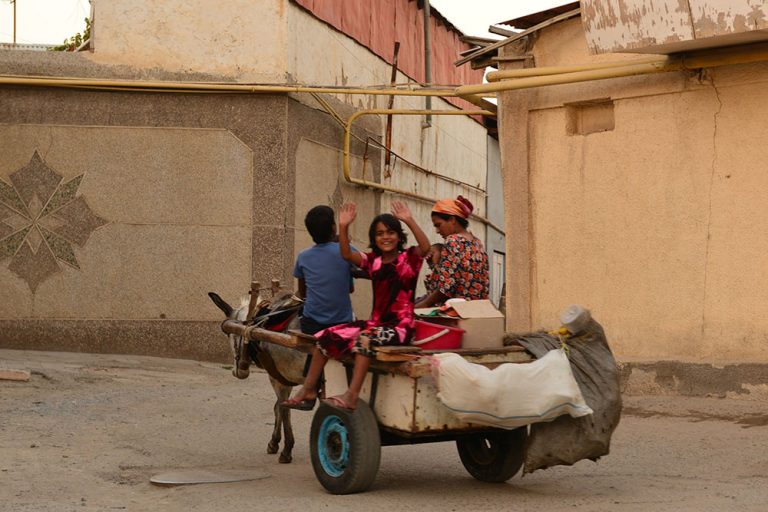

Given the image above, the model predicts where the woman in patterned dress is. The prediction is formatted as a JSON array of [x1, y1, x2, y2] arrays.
[[282, 200, 431, 411], [415, 195, 490, 308]]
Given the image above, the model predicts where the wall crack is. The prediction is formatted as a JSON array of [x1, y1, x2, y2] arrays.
[[701, 73, 723, 337]]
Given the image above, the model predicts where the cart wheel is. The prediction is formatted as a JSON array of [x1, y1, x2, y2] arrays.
[[309, 399, 381, 494], [456, 427, 527, 483]]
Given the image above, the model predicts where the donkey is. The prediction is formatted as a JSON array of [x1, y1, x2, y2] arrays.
[[208, 291, 307, 464]]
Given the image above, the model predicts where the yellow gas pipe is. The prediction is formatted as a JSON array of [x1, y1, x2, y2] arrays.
[[485, 55, 669, 81], [0, 73, 489, 102], [457, 41, 768, 98]]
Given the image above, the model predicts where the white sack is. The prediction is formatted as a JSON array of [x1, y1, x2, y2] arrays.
[[431, 349, 593, 429]]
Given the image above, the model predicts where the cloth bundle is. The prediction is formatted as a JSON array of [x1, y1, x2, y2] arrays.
[[431, 348, 593, 429]]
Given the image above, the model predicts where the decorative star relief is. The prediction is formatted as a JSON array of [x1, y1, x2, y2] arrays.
[[0, 151, 107, 292]]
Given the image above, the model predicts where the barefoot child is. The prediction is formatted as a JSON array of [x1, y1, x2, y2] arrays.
[[283, 200, 431, 411]]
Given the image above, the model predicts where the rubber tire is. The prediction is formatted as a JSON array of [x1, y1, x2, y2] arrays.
[[309, 400, 381, 495], [456, 427, 527, 483]]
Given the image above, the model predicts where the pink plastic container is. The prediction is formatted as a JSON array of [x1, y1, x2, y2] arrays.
[[412, 320, 464, 350]]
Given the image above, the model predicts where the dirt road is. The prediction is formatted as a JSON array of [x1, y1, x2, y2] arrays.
[[1, 348, 767, 511]]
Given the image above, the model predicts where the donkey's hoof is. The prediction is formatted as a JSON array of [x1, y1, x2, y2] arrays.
[[232, 366, 250, 379], [267, 442, 279, 455], [278, 453, 293, 464]]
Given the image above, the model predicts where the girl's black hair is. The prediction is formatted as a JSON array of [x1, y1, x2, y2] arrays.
[[368, 213, 407, 255], [431, 211, 469, 229]]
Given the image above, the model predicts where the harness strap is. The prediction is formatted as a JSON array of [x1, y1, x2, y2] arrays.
[[252, 305, 302, 326]]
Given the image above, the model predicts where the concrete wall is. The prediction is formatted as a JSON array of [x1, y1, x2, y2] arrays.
[[499, 17, 768, 363], [89, 0, 289, 81], [0, 51, 294, 361]]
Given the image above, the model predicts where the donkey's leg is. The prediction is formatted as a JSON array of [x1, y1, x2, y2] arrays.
[[267, 376, 285, 455], [276, 384, 295, 464]]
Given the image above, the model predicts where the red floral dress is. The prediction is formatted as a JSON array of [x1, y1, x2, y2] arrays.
[[315, 246, 424, 359], [433, 234, 489, 300]]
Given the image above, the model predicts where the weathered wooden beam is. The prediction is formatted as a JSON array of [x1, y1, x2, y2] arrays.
[[488, 25, 516, 37], [459, 35, 497, 46], [455, 8, 581, 66]]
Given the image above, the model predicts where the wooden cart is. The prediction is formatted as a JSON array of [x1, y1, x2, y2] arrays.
[[221, 320, 533, 495]]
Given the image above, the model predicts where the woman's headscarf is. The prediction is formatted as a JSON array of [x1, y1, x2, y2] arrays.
[[432, 195, 473, 219]]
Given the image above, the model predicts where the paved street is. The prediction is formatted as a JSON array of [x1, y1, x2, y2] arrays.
[[1, 349, 766, 511]]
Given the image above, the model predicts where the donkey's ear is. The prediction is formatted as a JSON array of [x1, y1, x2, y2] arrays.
[[208, 292, 233, 317]]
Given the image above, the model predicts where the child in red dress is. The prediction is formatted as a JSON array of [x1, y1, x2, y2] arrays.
[[282, 200, 430, 411]]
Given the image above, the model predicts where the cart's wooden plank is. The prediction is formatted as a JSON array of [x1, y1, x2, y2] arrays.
[[375, 353, 421, 362], [374, 346, 422, 361], [421, 346, 527, 355], [376, 346, 422, 354]]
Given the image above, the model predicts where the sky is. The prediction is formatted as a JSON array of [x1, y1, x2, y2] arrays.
[[430, 0, 568, 37], [0, 0, 568, 46]]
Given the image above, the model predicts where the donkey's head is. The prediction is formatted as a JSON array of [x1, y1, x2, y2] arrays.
[[208, 292, 255, 378]]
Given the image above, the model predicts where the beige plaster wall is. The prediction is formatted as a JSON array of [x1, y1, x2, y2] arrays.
[[499, 17, 768, 362], [287, 5, 489, 246], [89, 0, 289, 81], [0, 125, 252, 322]]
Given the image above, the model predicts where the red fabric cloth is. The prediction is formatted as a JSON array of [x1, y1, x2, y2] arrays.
[[316, 246, 424, 359]]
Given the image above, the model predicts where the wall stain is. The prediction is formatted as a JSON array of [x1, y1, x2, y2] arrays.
[[620, 360, 768, 398]]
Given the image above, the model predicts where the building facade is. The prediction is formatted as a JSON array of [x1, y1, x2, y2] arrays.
[[494, 1, 768, 366], [0, 0, 501, 361]]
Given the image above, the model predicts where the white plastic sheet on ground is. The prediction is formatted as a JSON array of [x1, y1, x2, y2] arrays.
[[431, 348, 593, 429]]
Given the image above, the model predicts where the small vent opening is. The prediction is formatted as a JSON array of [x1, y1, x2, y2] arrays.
[[566, 99, 615, 136]]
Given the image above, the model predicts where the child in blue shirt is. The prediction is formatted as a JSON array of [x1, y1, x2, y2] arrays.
[[294, 205, 355, 335]]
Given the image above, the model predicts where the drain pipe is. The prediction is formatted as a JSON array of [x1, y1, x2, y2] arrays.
[[342, 108, 504, 233], [423, 0, 433, 128]]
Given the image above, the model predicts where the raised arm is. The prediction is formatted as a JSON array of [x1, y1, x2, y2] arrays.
[[338, 202, 363, 267], [391, 201, 431, 257]]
